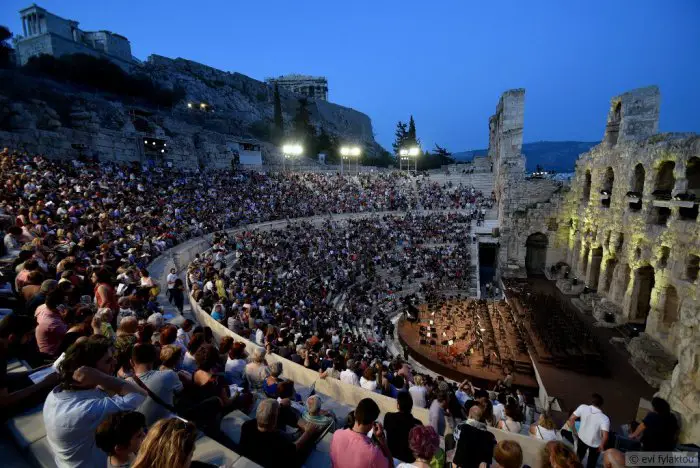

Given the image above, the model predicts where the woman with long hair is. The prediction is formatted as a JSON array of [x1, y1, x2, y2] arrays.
[[132, 418, 198, 468]]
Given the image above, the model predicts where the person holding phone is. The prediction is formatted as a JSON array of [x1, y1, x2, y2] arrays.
[[330, 398, 392, 468]]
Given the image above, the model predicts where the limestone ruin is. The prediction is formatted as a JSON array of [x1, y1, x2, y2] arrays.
[[489, 85, 700, 442]]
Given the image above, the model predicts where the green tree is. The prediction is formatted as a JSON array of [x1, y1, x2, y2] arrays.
[[292, 97, 316, 155], [406, 115, 420, 147], [273, 84, 283, 137], [0, 26, 13, 68], [391, 121, 408, 155]]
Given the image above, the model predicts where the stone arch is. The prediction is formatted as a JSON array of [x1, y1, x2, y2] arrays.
[[613, 263, 631, 304], [602, 257, 617, 293], [581, 243, 590, 278], [663, 285, 679, 325], [525, 232, 548, 275], [631, 163, 645, 194], [602, 167, 614, 193], [654, 161, 676, 196], [588, 246, 604, 289], [582, 170, 592, 204], [632, 265, 655, 323]]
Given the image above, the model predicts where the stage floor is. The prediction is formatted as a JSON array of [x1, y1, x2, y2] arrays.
[[398, 317, 539, 389]]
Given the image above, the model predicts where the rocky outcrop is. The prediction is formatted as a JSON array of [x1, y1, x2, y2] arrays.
[[143, 55, 377, 150]]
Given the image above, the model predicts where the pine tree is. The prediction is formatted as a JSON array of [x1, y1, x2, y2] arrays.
[[292, 98, 316, 154], [392, 121, 408, 155], [406, 115, 420, 147]]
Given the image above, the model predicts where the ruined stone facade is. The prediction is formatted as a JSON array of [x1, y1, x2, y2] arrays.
[[491, 86, 700, 442], [14, 4, 135, 70], [488, 89, 565, 277]]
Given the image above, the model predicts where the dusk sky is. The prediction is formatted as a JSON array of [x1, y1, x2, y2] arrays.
[[3, 0, 699, 152]]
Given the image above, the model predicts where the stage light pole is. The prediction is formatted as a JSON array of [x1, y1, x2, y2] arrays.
[[282, 143, 303, 172], [400, 146, 420, 173], [340, 146, 362, 176]]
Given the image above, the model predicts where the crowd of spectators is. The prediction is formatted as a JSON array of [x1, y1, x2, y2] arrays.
[[0, 148, 682, 468]]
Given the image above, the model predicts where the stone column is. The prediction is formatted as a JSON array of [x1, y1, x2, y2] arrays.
[[22, 16, 27, 36], [30, 14, 36, 35], [623, 268, 640, 321]]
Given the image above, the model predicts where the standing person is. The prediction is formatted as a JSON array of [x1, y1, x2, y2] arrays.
[[568, 393, 610, 468], [429, 391, 449, 437], [384, 392, 422, 463], [171, 279, 185, 314], [166, 268, 178, 305], [43, 335, 147, 468], [330, 398, 392, 468]]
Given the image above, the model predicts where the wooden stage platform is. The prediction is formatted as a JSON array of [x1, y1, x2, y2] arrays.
[[398, 298, 539, 389]]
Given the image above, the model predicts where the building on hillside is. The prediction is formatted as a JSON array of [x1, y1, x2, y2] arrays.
[[266, 74, 329, 101], [14, 4, 135, 70]]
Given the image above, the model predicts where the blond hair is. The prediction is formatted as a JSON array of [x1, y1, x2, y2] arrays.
[[132, 418, 197, 468]]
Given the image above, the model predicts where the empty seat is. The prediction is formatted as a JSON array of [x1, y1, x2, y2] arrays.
[[221, 410, 252, 444], [27, 437, 58, 468], [193, 435, 241, 466], [7, 405, 46, 450]]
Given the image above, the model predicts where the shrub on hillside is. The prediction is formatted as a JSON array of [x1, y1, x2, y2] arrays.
[[23, 53, 184, 107]]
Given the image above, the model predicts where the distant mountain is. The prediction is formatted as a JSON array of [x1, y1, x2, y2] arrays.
[[452, 141, 598, 172]]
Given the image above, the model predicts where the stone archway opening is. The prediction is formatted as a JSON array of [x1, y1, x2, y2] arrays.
[[629, 164, 645, 211], [589, 247, 603, 289], [602, 257, 617, 293], [582, 170, 592, 204], [680, 157, 700, 221], [601, 167, 614, 207], [525, 232, 548, 275], [581, 243, 590, 279], [654, 161, 676, 197], [614, 263, 631, 304], [633, 265, 655, 323], [663, 285, 679, 325]]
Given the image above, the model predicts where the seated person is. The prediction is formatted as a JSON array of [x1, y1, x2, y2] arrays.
[[95, 410, 147, 468], [43, 335, 147, 468], [330, 398, 392, 468], [263, 361, 284, 397], [0, 314, 59, 420], [493, 440, 523, 468], [396, 425, 442, 468], [224, 342, 247, 387], [453, 405, 496, 468], [240, 398, 320, 468], [131, 418, 198, 468], [300, 394, 335, 431]]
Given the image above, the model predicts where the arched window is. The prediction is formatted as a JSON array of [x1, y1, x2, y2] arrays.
[[631, 164, 645, 194], [601, 167, 614, 207], [687, 157, 700, 197], [653, 161, 675, 198], [582, 170, 592, 204]]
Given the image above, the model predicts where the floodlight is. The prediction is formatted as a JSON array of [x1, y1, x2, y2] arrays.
[[399, 149, 408, 157], [408, 147, 420, 156], [350, 147, 361, 157]]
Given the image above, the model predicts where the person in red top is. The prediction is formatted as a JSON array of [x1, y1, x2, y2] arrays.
[[330, 398, 392, 468], [34, 290, 68, 357], [93, 267, 118, 314]]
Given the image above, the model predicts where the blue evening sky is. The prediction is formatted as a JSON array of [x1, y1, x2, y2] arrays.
[[2, 0, 699, 152]]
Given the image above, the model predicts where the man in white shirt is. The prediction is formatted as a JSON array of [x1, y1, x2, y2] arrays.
[[568, 393, 610, 468], [43, 336, 147, 468], [339, 360, 360, 386], [166, 268, 178, 304]]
